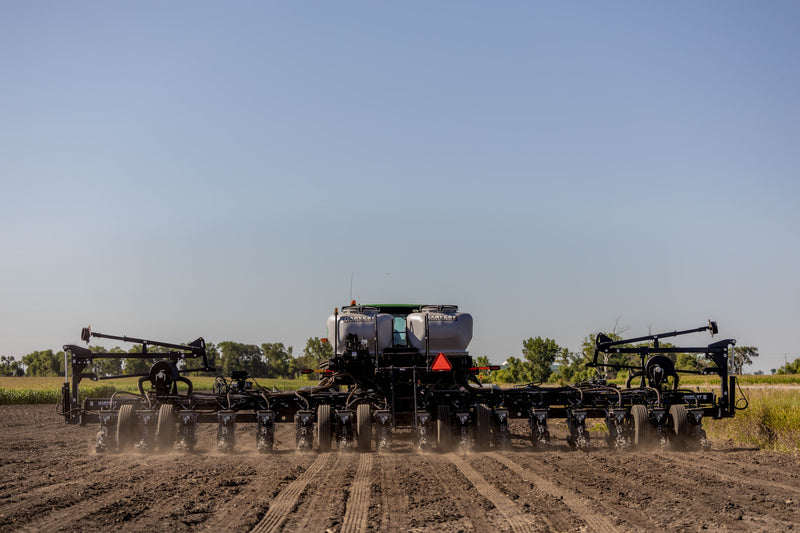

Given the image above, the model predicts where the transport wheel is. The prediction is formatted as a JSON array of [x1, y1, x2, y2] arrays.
[[631, 405, 655, 449], [475, 404, 491, 450], [156, 404, 176, 452], [437, 405, 452, 452], [116, 404, 136, 451], [317, 404, 332, 452], [669, 405, 689, 451], [356, 404, 372, 452]]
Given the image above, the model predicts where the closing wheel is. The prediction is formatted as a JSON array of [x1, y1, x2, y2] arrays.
[[156, 404, 176, 452], [317, 404, 332, 452], [437, 404, 452, 452], [116, 404, 136, 451], [631, 404, 655, 449], [356, 404, 372, 452], [475, 404, 491, 450], [669, 404, 689, 450]]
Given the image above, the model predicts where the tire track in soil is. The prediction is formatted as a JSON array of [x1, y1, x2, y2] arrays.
[[378, 454, 410, 533], [199, 455, 300, 531], [290, 454, 356, 533], [424, 455, 494, 532], [499, 450, 682, 532], [464, 456, 577, 533], [250, 453, 331, 533], [340, 453, 373, 533], [488, 453, 619, 533], [448, 454, 534, 533]]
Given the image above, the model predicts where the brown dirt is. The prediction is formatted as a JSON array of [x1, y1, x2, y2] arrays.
[[2, 405, 800, 532]]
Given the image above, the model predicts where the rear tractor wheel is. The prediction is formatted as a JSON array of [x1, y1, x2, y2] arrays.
[[356, 404, 372, 452], [116, 404, 137, 452], [317, 404, 332, 452], [669, 405, 689, 451], [156, 404, 177, 452], [631, 405, 655, 450], [474, 404, 491, 450]]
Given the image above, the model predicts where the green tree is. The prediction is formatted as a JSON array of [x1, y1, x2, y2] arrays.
[[23, 350, 64, 376], [675, 352, 702, 371], [548, 348, 583, 384], [91, 346, 124, 377], [297, 337, 333, 375], [218, 342, 266, 377], [0, 355, 24, 376], [731, 346, 759, 375], [494, 356, 529, 383], [475, 355, 490, 368], [777, 357, 800, 375], [261, 342, 294, 378], [122, 344, 166, 375], [204, 342, 220, 372], [522, 337, 560, 383]]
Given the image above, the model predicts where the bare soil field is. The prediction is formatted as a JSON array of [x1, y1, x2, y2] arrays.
[[2, 405, 799, 532]]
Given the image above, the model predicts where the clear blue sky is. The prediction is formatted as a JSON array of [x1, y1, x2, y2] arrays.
[[1, 2, 798, 372]]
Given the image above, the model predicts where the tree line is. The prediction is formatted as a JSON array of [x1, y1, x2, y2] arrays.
[[0, 337, 332, 379], [478, 332, 762, 385], [0, 332, 776, 381]]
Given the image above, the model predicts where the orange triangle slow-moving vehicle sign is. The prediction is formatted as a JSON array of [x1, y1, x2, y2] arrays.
[[431, 352, 452, 372]]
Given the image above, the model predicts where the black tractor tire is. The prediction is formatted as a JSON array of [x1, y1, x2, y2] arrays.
[[356, 404, 372, 452], [631, 404, 654, 449], [437, 404, 452, 452], [317, 404, 332, 452], [475, 404, 491, 450], [156, 404, 176, 452], [116, 404, 136, 451], [669, 404, 689, 451]]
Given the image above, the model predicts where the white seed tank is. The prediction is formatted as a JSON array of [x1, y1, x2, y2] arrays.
[[406, 305, 473, 354], [326, 306, 393, 355]]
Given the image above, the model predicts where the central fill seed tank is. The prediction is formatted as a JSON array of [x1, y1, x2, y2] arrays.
[[327, 306, 393, 355], [406, 305, 473, 354]]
